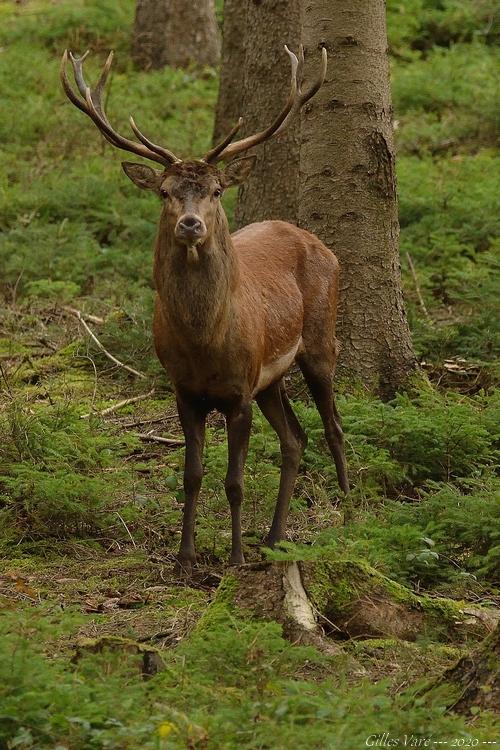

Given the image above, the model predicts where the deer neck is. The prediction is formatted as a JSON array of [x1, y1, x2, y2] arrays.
[[154, 206, 239, 347]]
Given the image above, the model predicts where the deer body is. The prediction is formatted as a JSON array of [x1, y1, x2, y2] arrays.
[[153, 212, 337, 404], [61, 46, 349, 573]]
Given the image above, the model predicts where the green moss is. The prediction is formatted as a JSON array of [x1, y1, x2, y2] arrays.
[[75, 634, 163, 656], [0, 338, 28, 356], [302, 556, 482, 641], [193, 574, 239, 633], [347, 638, 464, 660]]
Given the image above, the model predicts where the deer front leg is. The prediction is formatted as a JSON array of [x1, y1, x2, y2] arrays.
[[176, 394, 207, 574], [224, 401, 252, 565], [256, 381, 307, 546]]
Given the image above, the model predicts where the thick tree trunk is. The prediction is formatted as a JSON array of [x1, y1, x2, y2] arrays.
[[298, 1, 416, 397], [132, 0, 220, 71], [235, 0, 301, 226], [212, 0, 246, 145], [230, 0, 301, 227]]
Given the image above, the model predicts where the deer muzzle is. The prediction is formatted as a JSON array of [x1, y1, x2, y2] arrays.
[[175, 214, 207, 247]]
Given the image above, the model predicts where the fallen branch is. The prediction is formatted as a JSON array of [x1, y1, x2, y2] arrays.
[[136, 433, 184, 447], [81, 389, 155, 419], [115, 511, 137, 549], [72, 308, 146, 380], [61, 305, 105, 325], [120, 414, 178, 429]]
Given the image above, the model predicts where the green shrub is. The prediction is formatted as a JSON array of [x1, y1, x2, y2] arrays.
[[387, 0, 498, 54], [310, 475, 500, 591], [0, 400, 135, 538], [1, 604, 496, 750], [1, 467, 113, 537]]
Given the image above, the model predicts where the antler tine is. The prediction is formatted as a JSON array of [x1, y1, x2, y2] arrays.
[[67, 50, 121, 151], [297, 44, 305, 85], [297, 46, 328, 106], [203, 117, 244, 164], [210, 46, 299, 163], [268, 46, 328, 142], [129, 117, 181, 164], [93, 50, 114, 110], [71, 49, 115, 127], [68, 50, 90, 98], [209, 46, 327, 164], [60, 49, 180, 167], [60, 50, 92, 117]]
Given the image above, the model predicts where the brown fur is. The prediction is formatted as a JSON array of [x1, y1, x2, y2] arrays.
[[61, 47, 343, 573], [123, 159, 349, 571]]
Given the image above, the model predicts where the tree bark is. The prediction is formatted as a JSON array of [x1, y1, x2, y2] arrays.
[[298, 1, 416, 397], [132, 0, 221, 71], [215, 0, 301, 227], [235, 0, 301, 226], [212, 0, 246, 145]]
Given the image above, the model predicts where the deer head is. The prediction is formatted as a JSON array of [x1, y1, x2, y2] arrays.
[[60, 47, 327, 261], [120, 158, 255, 262]]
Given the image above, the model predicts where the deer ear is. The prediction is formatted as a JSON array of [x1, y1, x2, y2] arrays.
[[221, 155, 257, 187], [122, 162, 163, 192]]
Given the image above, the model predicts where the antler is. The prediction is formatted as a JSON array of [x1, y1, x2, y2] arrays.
[[60, 50, 180, 167], [204, 45, 327, 164]]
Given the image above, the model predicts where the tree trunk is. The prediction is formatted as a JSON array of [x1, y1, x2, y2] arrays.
[[132, 0, 221, 71], [212, 0, 246, 145], [298, 1, 416, 397], [229, 0, 301, 227]]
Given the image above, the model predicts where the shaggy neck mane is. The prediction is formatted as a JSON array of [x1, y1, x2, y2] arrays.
[[154, 205, 239, 346]]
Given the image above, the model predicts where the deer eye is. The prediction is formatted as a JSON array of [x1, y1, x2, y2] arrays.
[[160, 188, 169, 199], [213, 188, 222, 199]]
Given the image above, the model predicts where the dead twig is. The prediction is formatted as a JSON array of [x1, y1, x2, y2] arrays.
[[71, 309, 146, 380], [61, 305, 104, 325], [136, 433, 184, 447], [406, 252, 432, 323], [81, 388, 156, 419], [115, 512, 137, 549], [119, 414, 178, 429]]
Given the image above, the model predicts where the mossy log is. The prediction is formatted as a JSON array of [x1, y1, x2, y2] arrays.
[[208, 559, 497, 649], [300, 557, 497, 642]]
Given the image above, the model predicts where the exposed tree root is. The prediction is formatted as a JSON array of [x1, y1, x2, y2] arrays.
[[207, 559, 498, 654], [438, 624, 500, 715], [299, 557, 498, 643]]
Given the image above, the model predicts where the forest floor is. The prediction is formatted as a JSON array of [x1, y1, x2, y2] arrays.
[[1, 1, 499, 749]]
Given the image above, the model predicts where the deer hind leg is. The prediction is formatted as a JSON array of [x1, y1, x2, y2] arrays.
[[176, 394, 207, 574], [297, 355, 350, 495], [256, 380, 307, 546], [224, 401, 253, 565]]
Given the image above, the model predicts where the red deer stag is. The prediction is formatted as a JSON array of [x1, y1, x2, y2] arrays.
[[61, 46, 349, 573]]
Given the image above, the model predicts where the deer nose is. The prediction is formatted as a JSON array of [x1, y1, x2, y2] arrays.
[[175, 214, 206, 242], [180, 215, 201, 231]]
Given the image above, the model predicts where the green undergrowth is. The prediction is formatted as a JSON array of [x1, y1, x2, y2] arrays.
[[1, 381, 497, 585], [1, 602, 498, 750], [1, 0, 499, 747]]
